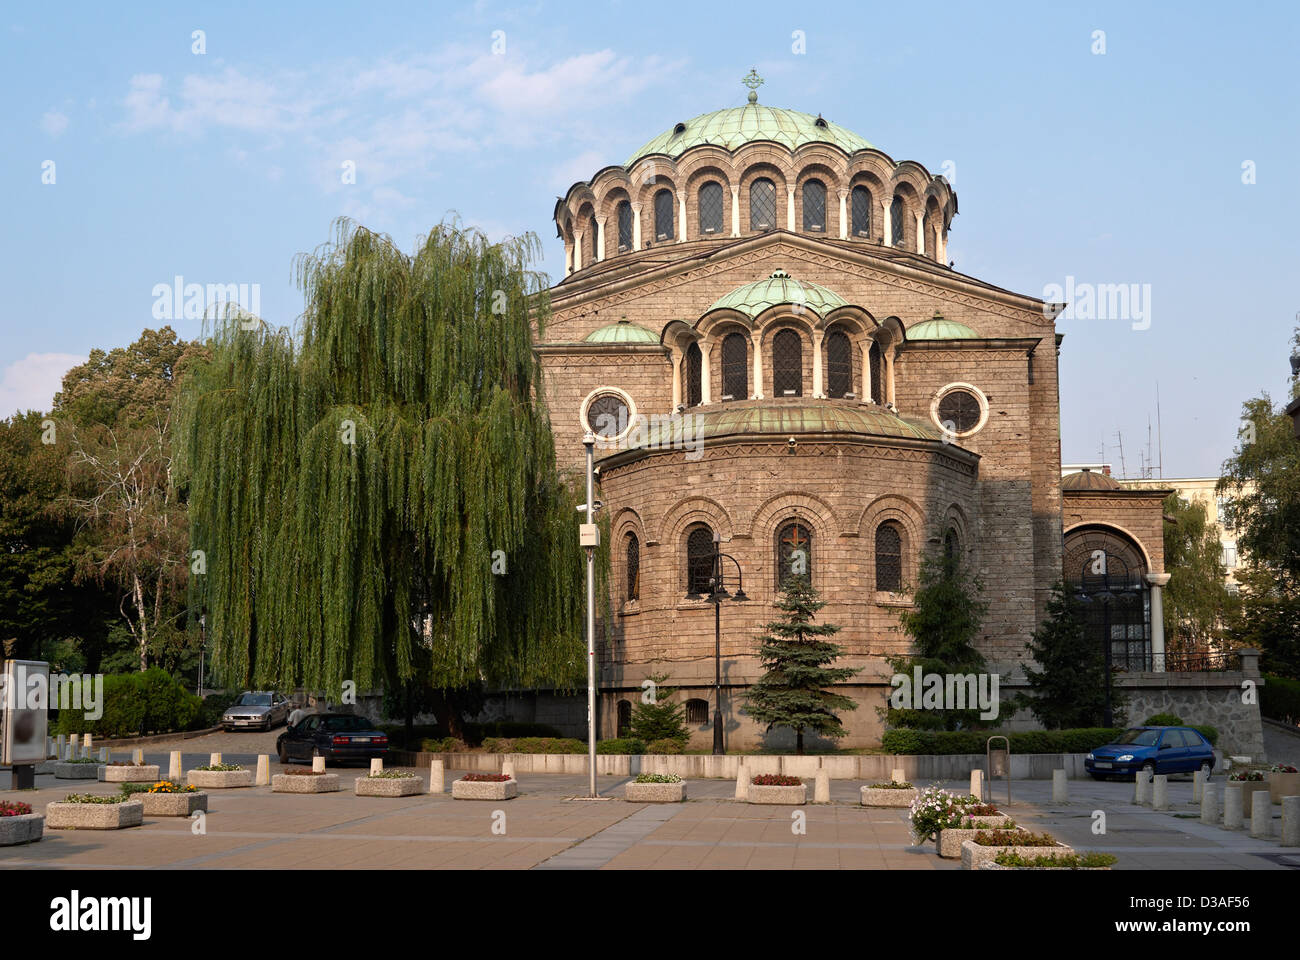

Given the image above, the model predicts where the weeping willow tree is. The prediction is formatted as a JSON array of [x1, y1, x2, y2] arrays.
[[174, 218, 593, 699]]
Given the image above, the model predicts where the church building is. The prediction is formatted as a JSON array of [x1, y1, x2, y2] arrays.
[[537, 74, 1172, 749]]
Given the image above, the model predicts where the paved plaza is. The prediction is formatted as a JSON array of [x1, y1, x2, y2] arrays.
[[1, 731, 1296, 870]]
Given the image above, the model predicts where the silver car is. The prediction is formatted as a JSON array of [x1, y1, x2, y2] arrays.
[[222, 691, 292, 731]]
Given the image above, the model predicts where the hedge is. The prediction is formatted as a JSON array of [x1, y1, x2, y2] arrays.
[[881, 724, 1219, 755], [51, 668, 202, 739], [1262, 674, 1300, 724]]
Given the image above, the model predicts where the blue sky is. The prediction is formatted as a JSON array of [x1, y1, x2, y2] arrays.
[[3, 0, 1297, 476]]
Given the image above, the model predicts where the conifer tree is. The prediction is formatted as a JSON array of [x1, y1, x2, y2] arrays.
[[1019, 582, 1123, 728], [744, 577, 858, 754]]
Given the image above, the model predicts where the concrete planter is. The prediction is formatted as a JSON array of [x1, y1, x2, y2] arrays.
[[186, 769, 254, 789], [452, 778, 518, 800], [45, 800, 144, 830], [1268, 772, 1300, 805], [936, 818, 1018, 859], [0, 813, 44, 845], [748, 783, 807, 805], [35, 760, 56, 775], [355, 775, 423, 797], [626, 780, 687, 803], [961, 838, 1075, 871], [53, 762, 102, 780], [859, 786, 918, 808], [982, 862, 1110, 871], [272, 773, 341, 794], [103, 764, 161, 783], [1231, 779, 1271, 808], [138, 791, 208, 816]]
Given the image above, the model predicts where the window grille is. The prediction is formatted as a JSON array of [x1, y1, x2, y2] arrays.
[[654, 189, 674, 240], [803, 179, 826, 232], [685, 342, 702, 407], [699, 182, 723, 235], [625, 533, 640, 601], [890, 195, 905, 247], [617, 202, 633, 251], [772, 329, 802, 396], [776, 521, 813, 588], [750, 178, 776, 230], [851, 185, 872, 238], [686, 526, 715, 595], [826, 330, 852, 398], [938, 389, 981, 433], [875, 523, 902, 592], [721, 332, 748, 400]]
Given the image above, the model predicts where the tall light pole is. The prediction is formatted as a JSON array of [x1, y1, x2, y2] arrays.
[[579, 432, 600, 798], [703, 534, 747, 755]]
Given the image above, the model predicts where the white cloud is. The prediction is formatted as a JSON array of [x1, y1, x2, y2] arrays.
[[40, 110, 69, 137], [0, 353, 84, 418]]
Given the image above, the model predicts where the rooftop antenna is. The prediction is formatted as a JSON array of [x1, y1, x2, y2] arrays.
[[1155, 382, 1164, 479], [1114, 430, 1128, 479]]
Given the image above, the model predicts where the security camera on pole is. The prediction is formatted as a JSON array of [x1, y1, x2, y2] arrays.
[[578, 432, 601, 799]]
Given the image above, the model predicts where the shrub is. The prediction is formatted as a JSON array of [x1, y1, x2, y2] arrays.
[[198, 691, 240, 728], [195, 762, 242, 772], [973, 829, 1059, 847], [627, 674, 691, 746], [1144, 713, 1183, 726], [420, 736, 465, 752], [462, 721, 564, 743], [908, 785, 983, 844], [634, 773, 682, 784], [62, 794, 131, 804], [1190, 725, 1219, 746], [869, 781, 914, 789], [882, 727, 1125, 755], [751, 774, 802, 786], [993, 851, 1116, 868], [52, 669, 203, 738], [1262, 674, 1300, 723], [368, 770, 417, 779], [644, 738, 685, 754], [462, 773, 510, 782], [596, 738, 646, 755]]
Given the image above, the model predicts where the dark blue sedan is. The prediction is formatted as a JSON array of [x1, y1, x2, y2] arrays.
[[276, 713, 389, 767], [1085, 726, 1215, 780]]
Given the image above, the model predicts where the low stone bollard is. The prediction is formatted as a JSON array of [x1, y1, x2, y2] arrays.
[[370, 758, 383, 776], [98, 747, 109, 763], [735, 764, 749, 801], [56, 734, 65, 758], [83, 733, 92, 752], [1201, 783, 1219, 825], [970, 768, 984, 801], [312, 756, 326, 773], [814, 770, 830, 804], [1134, 769, 1151, 806], [1193, 769, 1205, 804], [256, 755, 271, 786], [502, 759, 516, 781], [1250, 792, 1271, 839], [169, 751, 182, 781], [891, 768, 905, 784], [132, 748, 144, 765], [1152, 775, 1169, 811], [1223, 782, 1245, 830], [1052, 769, 1068, 804], [210, 752, 222, 766], [429, 759, 445, 794], [1282, 796, 1300, 847]]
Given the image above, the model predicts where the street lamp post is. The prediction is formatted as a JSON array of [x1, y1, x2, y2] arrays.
[[706, 534, 747, 755], [579, 432, 599, 799]]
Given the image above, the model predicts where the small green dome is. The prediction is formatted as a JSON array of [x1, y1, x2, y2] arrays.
[[584, 319, 661, 344], [627, 103, 873, 167], [708, 270, 849, 319], [907, 316, 979, 340]]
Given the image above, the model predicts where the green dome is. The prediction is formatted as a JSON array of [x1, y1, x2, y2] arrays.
[[708, 269, 848, 319], [599, 400, 944, 461], [907, 317, 979, 340], [627, 103, 873, 167], [584, 320, 660, 344]]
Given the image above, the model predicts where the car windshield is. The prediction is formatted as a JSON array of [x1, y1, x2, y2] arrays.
[[1116, 729, 1160, 746], [319, 715, 373, 732], [234, 693, 271, 707]]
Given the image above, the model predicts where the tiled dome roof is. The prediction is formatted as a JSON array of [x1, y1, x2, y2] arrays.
[[708, 269, 848, 319], [584, 320, 660, 344], [907, 317, 979, 340], [1061, 468, 1123, 491]]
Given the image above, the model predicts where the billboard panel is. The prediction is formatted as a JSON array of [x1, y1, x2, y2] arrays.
[[1, 660, 50, 765]]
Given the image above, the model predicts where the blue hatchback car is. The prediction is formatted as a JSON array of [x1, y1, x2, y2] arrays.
[[1085, 726, 1216, 780]]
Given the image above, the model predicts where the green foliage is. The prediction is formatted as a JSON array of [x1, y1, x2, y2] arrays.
[[1161, 493, 1238, 651], [992, 851, 1117, 869], [596, 738, 646, 755], [627, 673, 690, 745], [881, 727, 1125, 755], [1190, 725, 1219, 746], [52, 668, 201, 738], [173, 218, 591, 695], [644, 738, 685, 754], [199, 691, 240, 728], [479, 737, 586, 754], [1262, 674, 1300, 723], [743, 578, 858, 754], [633, 773, 682, 783], [886, 548, 989, 731], [1144, 712, 1183, 726], [1231, 569, 1300, 679], [1019, 583, 1123, 729], [419, 737, 466, 752]]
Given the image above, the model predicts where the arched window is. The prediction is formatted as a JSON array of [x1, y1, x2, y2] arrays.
[[772, 328, 803, 397], [1064, 527, 1151, 671], [699, 182, 723, 235], [721, 332, 748, 400], [875, 522, 903, 592], [869, 341, 884, 404], [685, 342, 702, 407], [625, 532, 640, 601], [617, 201, 633, 252], [943, 528, 960, 569], [617, 699, 632, 736], [590, 215, 599, 262], [685, 525, 716, 596], [851, 185, 872, 238], [685, 699, 709, 725], [750, 178, 776, 230], [775, 520, 813, 588], [802, 179, 826, 232], [826, 330, 852, 398], [654, 188, 674, 241], [890, 195, 905, 247]]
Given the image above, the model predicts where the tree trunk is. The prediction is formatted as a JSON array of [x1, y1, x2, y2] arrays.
[[404, 684, 414, 749], [132, 572, 149, 672], [796, 727, 804, 756]]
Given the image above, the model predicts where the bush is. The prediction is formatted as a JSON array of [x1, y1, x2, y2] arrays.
[[1144, 713, 1183, 726], [463, 721, 564, 743], [596, 738, 646, 755], [1262, 674, 1300, 724], [419, 736, 465, 753], [479, 737, 586, 754], [882, 727, 1125, 755], [198, 692, 240, 729], [1190, 725, 1219, 746], [644, 738, 685, 754], [51, 669, 202, 739]]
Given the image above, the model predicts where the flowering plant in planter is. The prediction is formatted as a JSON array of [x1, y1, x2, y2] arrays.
[[993, 851, 1116, 869], [196, 763, 243, 772], [1270, 764, 1298, 773], [751, 774, 802, 786], [367, 770, 417, 779], [147, 781, 198, 793], [63, 794, 132, 804], [65, 757, 100, 764], [1228, 770, 1265, 782], [869, 782, 914, 789], [973, 829, 1058, 847], [908, 786, 982, 844], [462, 773, 512, 782], [0, 801, 33, 817], [281, 768, 328, 776], [634, 773, 682, 784]]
